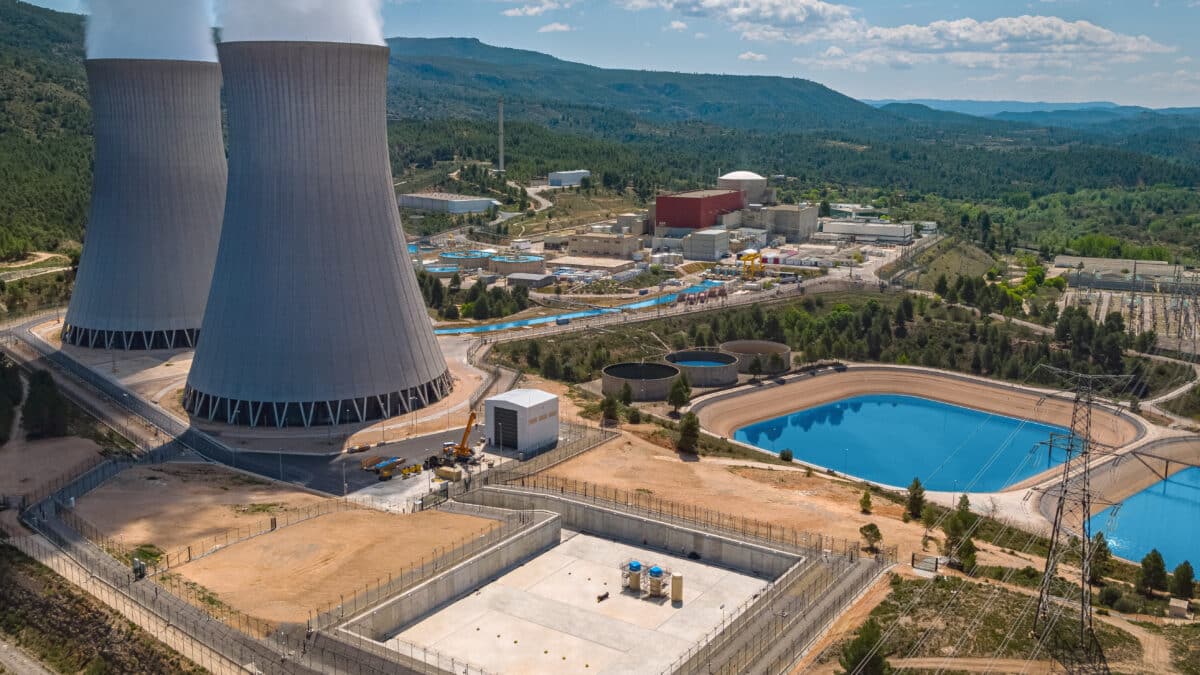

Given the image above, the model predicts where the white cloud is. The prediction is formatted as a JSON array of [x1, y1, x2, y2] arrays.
[[694, 32, 708, 39], [622, 1, 1175, 79], [665, 19, 688, 31], [738, 50, 768, 61], [538, 21, 573, 32], [501, 0, 567, 17]]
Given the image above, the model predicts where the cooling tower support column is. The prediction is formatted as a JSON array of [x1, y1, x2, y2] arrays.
[[63, 59, 227, 350], [184, 41, 452, 428]]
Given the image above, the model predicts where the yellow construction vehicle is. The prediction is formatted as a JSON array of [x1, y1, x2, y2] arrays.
[[441, 411, 477, 463], [740, 251, 764, 280]]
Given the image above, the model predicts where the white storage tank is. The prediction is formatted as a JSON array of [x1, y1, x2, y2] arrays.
[[485, 389, 560, 454]]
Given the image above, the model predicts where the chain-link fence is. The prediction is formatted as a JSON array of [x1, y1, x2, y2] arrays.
[[310, 508, 543, 631], [502, 474, 899, 563]]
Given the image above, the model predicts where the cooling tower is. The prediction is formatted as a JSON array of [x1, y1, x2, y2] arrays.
[[63, 59, 226, 350], [184, 42, 451, 428]]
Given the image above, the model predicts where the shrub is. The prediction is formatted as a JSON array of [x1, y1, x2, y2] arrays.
[[779, 449, 794, 462], [676, 412, 700, 453], [1098, 586, 1122, 607], [625, 408, 642, 424], [1113, 596, 1140, 614]]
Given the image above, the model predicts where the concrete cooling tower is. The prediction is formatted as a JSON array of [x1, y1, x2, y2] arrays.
[[184, 42, 451, 428], [63, 59, 227, 350]]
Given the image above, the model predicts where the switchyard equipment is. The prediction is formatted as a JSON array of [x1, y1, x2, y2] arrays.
[[485, 389, 560, 453], [184, 41, 451, 428], [64, 58, 227, 350]]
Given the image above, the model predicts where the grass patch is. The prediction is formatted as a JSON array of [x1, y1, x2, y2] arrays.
[[867, 574, 1141, 663], [234, 502, 282, 515], [129, 544, 164, 566]]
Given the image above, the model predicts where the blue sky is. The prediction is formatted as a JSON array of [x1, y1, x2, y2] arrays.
[[28, 0, 1200, 107]]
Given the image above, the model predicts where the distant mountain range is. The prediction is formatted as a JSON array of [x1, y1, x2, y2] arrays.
[[866, 98, 1200, 130]]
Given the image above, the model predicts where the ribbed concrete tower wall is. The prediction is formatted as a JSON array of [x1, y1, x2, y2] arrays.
[[185, 42, 451, 428], [63, 60, 226, 350]]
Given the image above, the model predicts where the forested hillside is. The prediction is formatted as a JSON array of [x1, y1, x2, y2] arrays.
[[2, 0, 1199, 263], [0, 0, 90, 259]]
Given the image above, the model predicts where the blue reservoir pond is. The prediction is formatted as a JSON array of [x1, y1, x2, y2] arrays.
[[434, 280, 724, 335], [733, 394, 1069, 492], [1090, 467, 1200, 568]]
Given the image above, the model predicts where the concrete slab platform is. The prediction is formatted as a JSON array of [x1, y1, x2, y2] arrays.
[[388, 531, 771, 674]]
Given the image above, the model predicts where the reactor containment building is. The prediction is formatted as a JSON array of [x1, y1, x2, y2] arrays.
[[63, 58, 227, 350], [184, 41, 451, 428]]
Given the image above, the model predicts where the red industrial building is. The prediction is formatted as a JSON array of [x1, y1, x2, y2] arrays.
[[654, 189, 744, 230]]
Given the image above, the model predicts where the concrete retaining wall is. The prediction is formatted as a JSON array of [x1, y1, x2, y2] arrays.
[[346, 511, 562, 641], [720, 340, 792, 374], [459, 487, 798, 578]]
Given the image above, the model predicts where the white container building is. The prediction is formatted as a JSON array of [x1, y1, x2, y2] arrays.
[[549, 170, 591, 187], [485, 389, 560, 454]]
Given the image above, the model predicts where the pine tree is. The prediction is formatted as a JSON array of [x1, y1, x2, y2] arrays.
[[677, 412, 700, 453], [859, 523, 882, 552], [859, 490, 873, 514], [1172, 561, 1194, 599], [1138, 549, 1169, 594], [1089, 533, 1112, 585], [667, 375, 691, 413], [906, 478, 926, 519], [619, 382, 633, 406]]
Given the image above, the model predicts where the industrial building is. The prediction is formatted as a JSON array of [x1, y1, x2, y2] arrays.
[[718, 171, 771, 205], [819, 221, 914, 245], [185, 41, 451, 428], [505, 272, 556, 289], [548, 170, 591, 187], [399, 193, 500, 214], [654, 189, 744, 231], [681, 228, 731, 262], [63, 59, 227, 350], [829, 203, 888, 219], [485, 389, 559, 453], [742, 204, 819, 243], [567, 232, 643, 259]]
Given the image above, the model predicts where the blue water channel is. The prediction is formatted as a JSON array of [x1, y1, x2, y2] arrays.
[[434, 280, 724, 335], [1090, 467, 1200, 569], [733, 394, 1070, 492]]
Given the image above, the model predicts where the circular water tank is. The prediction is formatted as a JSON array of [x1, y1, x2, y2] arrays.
[[438, 250, 492, 270], [720, 340, 792, 375], [718, 170, 768, 205], [665, 351, 739, 388], [490, 254, 546, 275], [602, 362, 680, 402]]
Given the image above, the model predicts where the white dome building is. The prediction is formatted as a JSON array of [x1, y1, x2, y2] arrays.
[[718, 170, 769, 205]]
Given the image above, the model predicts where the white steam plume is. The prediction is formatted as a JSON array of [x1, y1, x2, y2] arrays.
[[86, 0, 217, 62], [216, 0, 385, 46]]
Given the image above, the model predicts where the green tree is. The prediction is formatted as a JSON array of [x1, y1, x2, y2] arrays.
[[442, 302, 460, 320], [1089, 533, 1112, 586], [541, 353, 562, 380], [920, 503, 938, 537], [667, 375, 691, 413], [859, 523, 882, 552], [859, 490, 873, 514], [906, 478, 926, 520], [471, 293, 491, 320], [21, 370, 67, 440], [619, 381, 633, 406], [934, 274, 949, 297], [600, 395, 620, 424], [525, 341, 541, 368], [1172, 561, 1194, 599], [958, 537, 978, 575], [676, 412, 700, 453], [837, 618, 890, 675], [779, 448, 793, 462], [1138, 549, 1169, 594], [748, 355, 764, 380]]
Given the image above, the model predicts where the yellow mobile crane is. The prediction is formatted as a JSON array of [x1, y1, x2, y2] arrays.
[[440, 411, 478, 464]]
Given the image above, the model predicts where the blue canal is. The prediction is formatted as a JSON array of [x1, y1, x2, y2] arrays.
[[434, 280, 723, 335], [1091, 467, 1200, 569], [733, 394, 1070, 492]]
